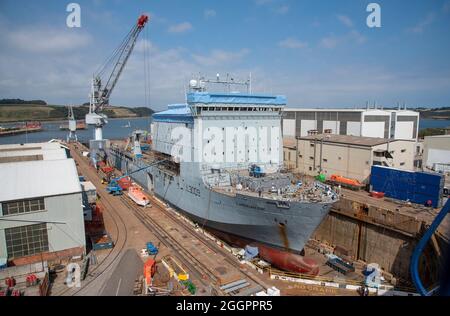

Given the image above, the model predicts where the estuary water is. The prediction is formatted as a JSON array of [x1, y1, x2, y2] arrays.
[[0, 117, 152, 145], [1, 117, 448, 145]]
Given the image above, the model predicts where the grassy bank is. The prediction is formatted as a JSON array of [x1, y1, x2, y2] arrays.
[[0, 103, 154, 123]]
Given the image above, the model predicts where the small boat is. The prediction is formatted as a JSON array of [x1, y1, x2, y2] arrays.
[[128, 184, 150, 206], [122, 121, 131, 128], [60, 121, 86, 130]]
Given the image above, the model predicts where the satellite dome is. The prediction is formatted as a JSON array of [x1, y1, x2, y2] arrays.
[[189, 79, 198, 88]]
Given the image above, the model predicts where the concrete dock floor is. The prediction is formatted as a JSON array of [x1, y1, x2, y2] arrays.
[[56, 142, 369, 296]]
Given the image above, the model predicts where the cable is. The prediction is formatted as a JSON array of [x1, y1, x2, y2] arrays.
[[95, 28, 134, 78], [410, 199, 450, 295]]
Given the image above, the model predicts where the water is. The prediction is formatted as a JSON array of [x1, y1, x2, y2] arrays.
[[419, 119, 450, 130], [1, 117, 448, 145], [0, 117, 152, 145]]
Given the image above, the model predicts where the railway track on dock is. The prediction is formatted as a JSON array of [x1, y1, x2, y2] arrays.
[[119, 195, 222, 291], [54, 145, 129, 296], [151, 198, 270, 289]]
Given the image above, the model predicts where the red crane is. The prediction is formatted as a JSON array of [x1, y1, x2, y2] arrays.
[[86, 14, 150, 142]]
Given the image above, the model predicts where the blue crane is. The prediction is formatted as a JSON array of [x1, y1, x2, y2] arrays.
[[106, 159, 167, 195], [410, 199, 450, 296]]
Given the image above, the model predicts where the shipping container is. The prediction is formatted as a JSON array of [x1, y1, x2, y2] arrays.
[[370, 166, 443, 208]]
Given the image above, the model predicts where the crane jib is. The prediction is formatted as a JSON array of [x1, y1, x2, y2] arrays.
[[92, 14, 149, 114]]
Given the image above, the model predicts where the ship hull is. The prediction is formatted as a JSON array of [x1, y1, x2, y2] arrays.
[[108, 150, 333, 257]]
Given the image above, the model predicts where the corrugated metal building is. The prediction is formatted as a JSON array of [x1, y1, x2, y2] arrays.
[[282, 108, 420, 141], [0, 142, 85, 266]]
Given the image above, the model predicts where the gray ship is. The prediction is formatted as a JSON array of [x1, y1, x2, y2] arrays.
[[108, 76, 338, 273]]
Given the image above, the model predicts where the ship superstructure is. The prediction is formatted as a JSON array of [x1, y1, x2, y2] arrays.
[[109, 76, 338, 273]]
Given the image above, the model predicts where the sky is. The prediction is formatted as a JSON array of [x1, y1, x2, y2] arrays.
[[0, 0, 449, 111]]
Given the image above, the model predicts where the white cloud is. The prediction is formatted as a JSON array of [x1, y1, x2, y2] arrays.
[[278, 38, 308, 49], [168, 22, 193, 33], [204, 9, 216, 19], [134, 39, 157, 54], [6, 28, 92, 53], [349, 30, 367, 44], [275, 5, 289, 15], [319, 30, 366, 49], [337, 14, 353, 28], [191, 49, 250, 67], [408, 12, 436, 34], [320, 36, 339, 49]]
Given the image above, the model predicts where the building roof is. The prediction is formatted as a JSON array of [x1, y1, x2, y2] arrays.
[[0, 142, 63, 152], [187, 92, 286, 105], [0, 148, 67, 162], [80, 181, 96, 192], [297, 134, 410, 147], [424, 134, 450, 139], [152, 104, 194, 124], [0, 159, 81, 202], [283, 108, 419, 116], [283, 138, 297, 148]]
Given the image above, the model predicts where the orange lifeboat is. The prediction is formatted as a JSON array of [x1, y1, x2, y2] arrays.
[[128, 184, 150, 207]]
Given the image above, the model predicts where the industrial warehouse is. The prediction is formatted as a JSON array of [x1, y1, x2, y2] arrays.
[[284, 134, 415, 183], [0, 143, 86, 265], [0, 1, 450, 303], [282, 108, 420, 140]]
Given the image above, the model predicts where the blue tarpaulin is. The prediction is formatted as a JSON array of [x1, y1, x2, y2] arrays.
[[187, 92, 286, 105], [152, 104, 194, 124], [244, 245, 259, 260]]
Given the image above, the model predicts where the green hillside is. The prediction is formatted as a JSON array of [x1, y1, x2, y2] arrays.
[[0, 99, 154, 123]]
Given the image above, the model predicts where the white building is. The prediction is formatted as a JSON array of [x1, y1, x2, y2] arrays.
[[423, 135, 450, 172], [282, 108, 420, 141], [0, 142, 85, 266]]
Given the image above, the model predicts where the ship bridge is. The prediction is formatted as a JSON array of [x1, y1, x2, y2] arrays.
[[186, 92, 286, 116], [151, 83, 287, 172]]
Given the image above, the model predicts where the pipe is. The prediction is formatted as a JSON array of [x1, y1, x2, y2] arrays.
[[410, 199, 450, 296]]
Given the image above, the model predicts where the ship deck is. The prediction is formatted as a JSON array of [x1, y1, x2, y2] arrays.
[[212, 184, 335, 203]]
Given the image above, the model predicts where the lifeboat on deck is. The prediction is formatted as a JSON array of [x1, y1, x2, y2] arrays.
[[128, 184, 150, 207]]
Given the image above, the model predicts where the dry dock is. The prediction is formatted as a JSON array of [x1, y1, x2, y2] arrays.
[[311, 185, 449, 287], [63, 141, 382, 296], [64, 142, 273, 296], [52, 141, 448, 296]]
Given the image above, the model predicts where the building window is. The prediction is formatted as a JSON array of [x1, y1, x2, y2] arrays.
[[400, 162, 405, 166], [2, 198, 45, 216], [5, 223, 49, 259], [401, 149, 406, 153], [323, 159, 328, 162], [309, 156, 314, 160]]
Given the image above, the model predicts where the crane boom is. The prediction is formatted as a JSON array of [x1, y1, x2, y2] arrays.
[[93, 14, 149, 113], [86, 14, 149, 142]]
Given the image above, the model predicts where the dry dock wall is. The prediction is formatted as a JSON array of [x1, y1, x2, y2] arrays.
[[311, 197, 444, 284]]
